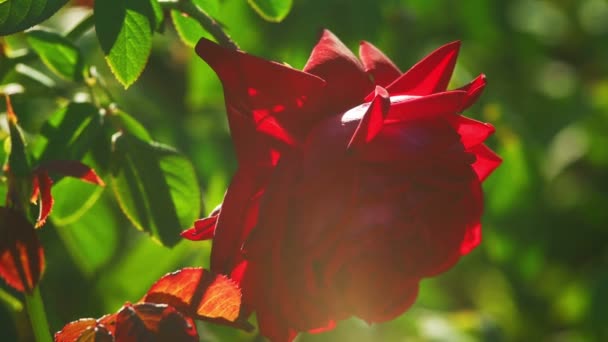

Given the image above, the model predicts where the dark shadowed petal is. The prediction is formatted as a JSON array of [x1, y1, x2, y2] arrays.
[[448, 115, 496, 149], [387, 41, 460, 96], [304, 30, 373, 113], [470, 144, 502, 181], [348, 86, 391, 149], [457, 74, 487, 111], [386, 90, 467, 122], [359, 41, 402, 87], [210, 168, 266, 274], [195, 38, 325, 163]]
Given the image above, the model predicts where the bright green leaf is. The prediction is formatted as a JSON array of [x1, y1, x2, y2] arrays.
[[54, 192, 118, 277], [247, 0, 293, 22], [26, 29, 84, 81], [35, 102, 101, 162], [111, 133, 201, 247], [95, 0, 158, 88], [107, 110, 152, 142], [171, 0, 220, 47], [0, 0, 69, 36]]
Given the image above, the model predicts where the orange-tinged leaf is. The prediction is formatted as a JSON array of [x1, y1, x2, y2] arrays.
[[0, 207, 45, 293], [35, 171, 54, 228], [55, 315, 117, 342], [75, 325, 113, 342], [143, 268, 246, 327], [38, 160, 105, 186], [114, 303, 197, 342]]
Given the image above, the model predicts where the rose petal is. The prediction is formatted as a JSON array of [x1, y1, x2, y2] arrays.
[[195, 38, 325, 158], [460, 222, 482, 255], [181, 216, 218, 241], [470, 144, 502, 181], [458, 74, 486, 111], [304, 29, 373, 113], [387, 41, 460, 96], [386, 90, 467, 122], [359, 41, 402, 87], [348, 86, 391, 149], [448, 115, 495, 149], [210, 168, 265, 273]]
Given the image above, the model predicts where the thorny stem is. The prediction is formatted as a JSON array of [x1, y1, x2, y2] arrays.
[[159, 0, 239, 50]]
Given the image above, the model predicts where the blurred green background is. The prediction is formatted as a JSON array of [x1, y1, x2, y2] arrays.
[[2, 0, 608, 341]]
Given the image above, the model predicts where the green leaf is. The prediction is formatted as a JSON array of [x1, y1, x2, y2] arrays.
[[111, 133, 201, 247], [54, 192, 118, 277], [171, 0, 219, 47], [8, 120, 30, 176], [247, 0, 292, 22], [0, 0, 69, 36], [35, 102, 102, 162], [107, 110, 152, 142], [95, 0, 158, 88], [26, 29, 84, 81]]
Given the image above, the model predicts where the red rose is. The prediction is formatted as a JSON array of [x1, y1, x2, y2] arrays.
[[184, 30, 501, 341]]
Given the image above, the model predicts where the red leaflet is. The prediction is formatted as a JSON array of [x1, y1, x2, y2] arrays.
[[31, 160, 105, 228], [114, 303, 198, 342], [143, 267, 247, 328], [38, 160, 105, 186], [33, 170, 53, 228], [54, 319, 112, 342], [55, 304, 198, 342], [0, 207, 45, 293]]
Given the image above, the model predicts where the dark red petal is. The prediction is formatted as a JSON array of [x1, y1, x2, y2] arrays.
[[470, 144, 502, 181], [210, 167, 265, 273], [386, 90, 467, 122], [359, 41, 402, 87], [38, 160, 105, 186], [449, 115, 495, 149], [458, 74, 486, 111], [181, 216, 218, 241], [387, 41, 460, 96], [35, 171, 53, 229], [0, 207, 45, 293], [348, 86, 391, 149], [195, 38, 325, 160], [460, 222, 482, 255], [303, 29, 373, 112]]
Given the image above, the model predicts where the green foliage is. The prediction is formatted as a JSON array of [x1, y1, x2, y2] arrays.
[[94, 0, 157, 88], [26, 30, 84, 81], [111, 133, 201, 247], [0, 0, 68, 35], [247, 0, 293, 22], [1, 0, 607, 341]]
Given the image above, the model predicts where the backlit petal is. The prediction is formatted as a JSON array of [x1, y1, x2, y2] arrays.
[[470, 144, 502, 181], [387, 41, 460, 96], [304, 30, 373, 113], [359, 41, 402, 87]]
